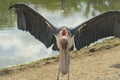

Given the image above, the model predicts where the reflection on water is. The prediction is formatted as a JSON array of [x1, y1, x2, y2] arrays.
[[0, 0, 120, 68], [0, 28, 57, 68]]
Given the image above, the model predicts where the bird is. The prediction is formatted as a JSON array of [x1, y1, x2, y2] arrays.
[[9, 3, 120, 80]]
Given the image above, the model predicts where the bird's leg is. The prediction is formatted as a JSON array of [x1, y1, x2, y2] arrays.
[[68, 56, 70, 80], [57, 68, 60, 80], [68, 70, 69, 80]]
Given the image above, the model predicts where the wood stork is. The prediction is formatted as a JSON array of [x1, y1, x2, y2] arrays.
[[9, 3, 120, 80]]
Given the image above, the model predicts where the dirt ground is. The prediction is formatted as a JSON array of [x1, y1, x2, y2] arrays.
[[0, 38, 120, 80]]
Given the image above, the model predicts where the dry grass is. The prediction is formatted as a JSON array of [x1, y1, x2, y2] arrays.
[[0, 38, 120, 80]]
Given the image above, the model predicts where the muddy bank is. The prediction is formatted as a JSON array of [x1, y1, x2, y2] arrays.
[[0, 38, 120, 80]]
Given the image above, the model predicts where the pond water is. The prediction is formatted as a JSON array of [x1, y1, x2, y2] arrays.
[[0, 0, 120, 68]]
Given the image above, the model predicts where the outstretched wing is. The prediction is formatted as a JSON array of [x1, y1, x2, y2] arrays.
[[9, 4, 57, 48], [71, 11, 120, 50]]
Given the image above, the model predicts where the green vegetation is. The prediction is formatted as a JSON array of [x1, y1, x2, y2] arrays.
[[0, 0, 120, 28]]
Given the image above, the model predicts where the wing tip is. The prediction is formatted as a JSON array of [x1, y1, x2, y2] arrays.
[[9, 3, 27, 10], [9, 4, 15, 9]]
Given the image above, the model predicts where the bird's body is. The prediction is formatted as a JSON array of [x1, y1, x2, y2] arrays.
[[56, 28, 73, 76], [9, 3, 120, 80]]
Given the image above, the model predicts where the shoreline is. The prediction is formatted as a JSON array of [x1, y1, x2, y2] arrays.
[[0, 53, 58, 69]]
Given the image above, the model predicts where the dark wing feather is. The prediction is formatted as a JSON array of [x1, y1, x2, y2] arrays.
[[71, 11, 120, 50], [9, 4, 57, 48]]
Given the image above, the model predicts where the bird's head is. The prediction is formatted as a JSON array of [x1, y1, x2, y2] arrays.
[[61, 27, 67, 36], [60, 27, 68, 50], [55, 27, 74, 51]]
